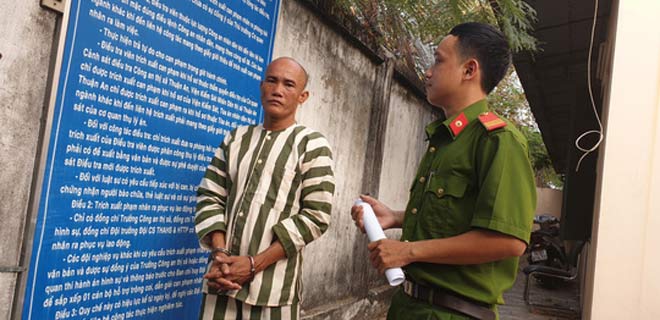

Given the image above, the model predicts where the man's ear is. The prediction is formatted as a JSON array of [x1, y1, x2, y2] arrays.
[[298, 90, 309, 104], [463, 59, 479, 80]]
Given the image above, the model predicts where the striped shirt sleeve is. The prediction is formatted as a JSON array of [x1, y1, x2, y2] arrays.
[[195, 132, 233, 250], [272, 133, 335, 258]]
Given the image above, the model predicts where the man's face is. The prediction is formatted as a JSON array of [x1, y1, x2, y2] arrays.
[[424, 35, 465, 107], [260, 59, 309, 122]]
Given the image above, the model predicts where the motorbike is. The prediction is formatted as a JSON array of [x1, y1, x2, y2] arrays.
[[526, 214, 568, 289]]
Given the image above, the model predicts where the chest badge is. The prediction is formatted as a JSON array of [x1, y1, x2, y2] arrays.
[[449, 113, 469, 137]]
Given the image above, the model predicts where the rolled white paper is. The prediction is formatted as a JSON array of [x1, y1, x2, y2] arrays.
[[355, 199, 405, 286]]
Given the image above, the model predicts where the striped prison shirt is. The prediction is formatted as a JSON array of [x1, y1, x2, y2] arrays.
[[195, 123, 335, 307]]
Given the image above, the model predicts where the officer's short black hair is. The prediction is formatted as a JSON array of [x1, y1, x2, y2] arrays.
[[449, 22, 511, 94]]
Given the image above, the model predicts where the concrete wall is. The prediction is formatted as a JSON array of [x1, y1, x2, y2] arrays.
[[586, 0, 660, 318], [0, 1, 58, 319], [379, 83, 437, 210], [0, 0, 435, 319], [272, 1, 433, 318]]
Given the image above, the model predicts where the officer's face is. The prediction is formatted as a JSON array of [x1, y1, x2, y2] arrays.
[[260, 59, 309, 123], [424, 35, 464, 107]]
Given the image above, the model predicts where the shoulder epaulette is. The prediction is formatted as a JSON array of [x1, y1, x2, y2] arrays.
[[478, 111, 507, 131]]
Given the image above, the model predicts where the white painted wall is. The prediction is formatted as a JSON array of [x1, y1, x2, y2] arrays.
[[535, 187, 563, 218], [587, 0, 660, 318]]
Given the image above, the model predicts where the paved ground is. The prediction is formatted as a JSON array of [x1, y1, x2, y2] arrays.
[[499, 257, 580, 320], [375, 255, 580, 320]]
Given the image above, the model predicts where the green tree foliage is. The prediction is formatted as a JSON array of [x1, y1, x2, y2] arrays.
[[335, 0, 538, 77], [331, 0, 562, 188], [489, 71, 564, 189], [523, 127, 564, 189]]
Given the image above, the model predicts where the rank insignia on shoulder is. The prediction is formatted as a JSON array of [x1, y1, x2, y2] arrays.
[[478, 112, 507, 131]]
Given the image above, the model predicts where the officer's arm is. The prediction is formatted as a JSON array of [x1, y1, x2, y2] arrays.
[[368, 229, 526, 273], [401, 229, 526, 265]]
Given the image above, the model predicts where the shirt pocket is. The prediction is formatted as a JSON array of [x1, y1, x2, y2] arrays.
[[420, 172, 471, 237]]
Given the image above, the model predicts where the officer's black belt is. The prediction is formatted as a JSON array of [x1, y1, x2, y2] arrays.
[[402, 280, 495, 320]]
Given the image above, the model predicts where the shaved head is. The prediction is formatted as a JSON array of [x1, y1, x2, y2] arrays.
[[268, 57, 309, 88]]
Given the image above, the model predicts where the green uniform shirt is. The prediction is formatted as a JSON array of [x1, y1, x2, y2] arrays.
[[402, 99, 536, 305]]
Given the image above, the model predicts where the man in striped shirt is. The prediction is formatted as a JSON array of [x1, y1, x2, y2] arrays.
[[195, 57, 335, 320]]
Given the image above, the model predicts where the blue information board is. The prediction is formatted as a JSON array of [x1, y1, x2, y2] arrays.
[[23, 0, 280, 319]]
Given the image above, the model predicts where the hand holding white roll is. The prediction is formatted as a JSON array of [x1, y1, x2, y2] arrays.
[[355, 199, 405, 286]]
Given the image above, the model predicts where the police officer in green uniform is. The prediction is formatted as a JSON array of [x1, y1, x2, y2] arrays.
[[351, 22, 536, 320]]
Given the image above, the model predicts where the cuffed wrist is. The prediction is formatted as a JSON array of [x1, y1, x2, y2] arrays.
[[248, 256, 256, 280], [210, 247, 231, 259]]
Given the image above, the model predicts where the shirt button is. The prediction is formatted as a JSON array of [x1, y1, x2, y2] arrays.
[[238, 212, 244, 217], [257, 159, 263, 164], [429, 147, 436, 153], [437, 188, 444, 196], [411, 208, 418, 214], [419, 176, 426, 183], [266, 135, 271, 140]]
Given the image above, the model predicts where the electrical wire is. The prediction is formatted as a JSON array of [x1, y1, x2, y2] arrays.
[[575, 0, 604, 172]]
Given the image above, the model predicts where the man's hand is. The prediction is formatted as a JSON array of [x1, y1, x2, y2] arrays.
[[367, 239, 414, 274], [204, 253, 242, 291], [214, 255, 255, 286], [351, 195, 401, 232]]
